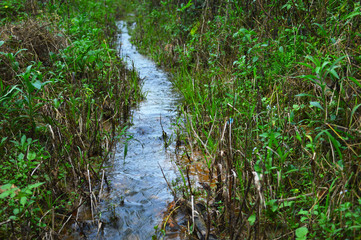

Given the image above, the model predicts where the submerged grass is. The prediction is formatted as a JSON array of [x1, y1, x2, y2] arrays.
[[125, 0, 361, 239], [0, 0, 142, 238]]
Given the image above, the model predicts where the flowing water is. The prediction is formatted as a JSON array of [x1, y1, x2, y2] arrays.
[[81, 21, 181, 239]]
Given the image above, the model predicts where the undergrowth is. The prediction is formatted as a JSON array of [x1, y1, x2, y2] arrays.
[[0, 0, 141, 238], [126, 0, 361, 239]]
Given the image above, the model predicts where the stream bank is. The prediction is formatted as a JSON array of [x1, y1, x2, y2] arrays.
[[125, 0, 361, 239], [0, 1, 143, 238]]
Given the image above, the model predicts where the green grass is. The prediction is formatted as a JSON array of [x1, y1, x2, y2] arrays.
[[126, 0, 361, 239], [0, 0, 142, 238]]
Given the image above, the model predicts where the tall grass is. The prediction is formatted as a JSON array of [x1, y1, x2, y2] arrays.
[[128, 0, 361, 239], [0, 0, 142, 238]]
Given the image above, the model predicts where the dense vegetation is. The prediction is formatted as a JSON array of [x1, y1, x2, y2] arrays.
[[0, 0, 141, 238], [126, 0, 361, 239]]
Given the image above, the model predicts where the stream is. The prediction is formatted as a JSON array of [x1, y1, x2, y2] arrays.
[[81, 21, 181, 239]]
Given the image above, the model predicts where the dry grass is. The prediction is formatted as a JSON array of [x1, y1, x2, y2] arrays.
[[0, 18, 68, 85]]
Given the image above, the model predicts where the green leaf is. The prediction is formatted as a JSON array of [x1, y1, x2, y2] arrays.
[[280, 201, 293, 208], [295, 93, 315, 98], [321, 61, 330, 69], [15, 49, 27, 57], [315, 130, 342, 160], [13, 208, 20, 215], [0, 191, 11, 199], [32, 80, 42, 90], [295, 131, 302, 143], [20, 196, 27, 206], [260, 133, 269, 138], [0, 183, 13, 191], [0, 85, 20, 104], [310, 101, 324, 111], [329, 69, 339, 79], [27, 182, 45, 190], [349, 225, 361, 230], [298, 62, 314, 70], [177, 0, 193, 12], [349, 77, 361, 88], [343, 10, 361, 20], [18, 153, 25, 161], [296, 226, 308, 239], [27, 152, 36, 161], [350, 103, 361, 126], [328, 56, 346, 73], [53, 98, 60, 108], [299, 74, 318, 81], [248, 214, 256, 226], [22, 65, 33, 87], [298, 209, 309, 215], [271, 203, 278, 212], [176, 165, 188, 191], [124, 141, 128, 160], [21, 135, 27, 147], [0, 137, 7, 146], [0, 41, 4, 47], [190, 21, 200, 36]]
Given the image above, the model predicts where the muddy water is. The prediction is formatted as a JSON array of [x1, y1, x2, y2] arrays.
[[86, 21, 181, 239]]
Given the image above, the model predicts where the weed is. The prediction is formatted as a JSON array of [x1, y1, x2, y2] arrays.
[[128, 0, 361, 238], [0, 0, 142, 238]]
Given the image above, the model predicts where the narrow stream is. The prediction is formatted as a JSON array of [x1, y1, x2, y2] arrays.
[[85, 21, 181, 239]]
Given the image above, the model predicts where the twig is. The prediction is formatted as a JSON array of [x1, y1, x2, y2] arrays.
[[252, 171, 265, 208], [275, 193, 314, 203], [58, 213, 73, 234], [52, 207, 55, 234], [191, 195, 195, 234], [0, 219, 11, 226], [76, 197, 83, 222], [205, 111, 217, 147], [188, 116, 211, 157], [227, 103, 242, 115], [30, 160, 43, 176], [99, 170, 105, 199], [97, 221, 102, 236], [87, 165, 94, 219], [163, 206, 180, 231], [158, 162, 176, 197]]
